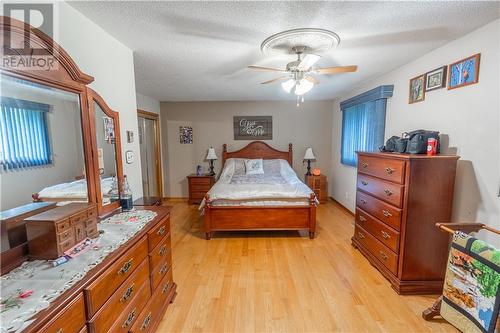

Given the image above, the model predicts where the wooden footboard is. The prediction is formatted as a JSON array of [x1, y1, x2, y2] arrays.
[[203, 193, 317, 240]]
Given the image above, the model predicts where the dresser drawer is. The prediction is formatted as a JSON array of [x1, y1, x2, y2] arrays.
[[86, 224, 99, 239], [89, 259, 150, 333], [356, 208, 400, 253], [130, 268, 174, 333], [357, 174, 404, 208], [40, 293, 86, 333], [190, 183, 212, 192], [354, 225, 398, 275], [85, 236, 148, 316], [55, 219, 70, 233], [150, 252, 172, 291], [190, 191, 208, 199], [358, 155, 406, 184], [190, 177, 213, 185], [110, 282, 151, 333], [58, 237, 75, 254], [84, 218, 96, 228], [87, 206, 98, 219], [56, 228, 74, 243], [74, 222, 86, 243], [356, 191, 402, 231], [148, 216, 170, 252], [149, 234, 171, 272], [70, 211, 87, 226]]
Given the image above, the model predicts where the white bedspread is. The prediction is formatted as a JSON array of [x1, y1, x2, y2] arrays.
[[38, 177, 113, 199], [200, 159, 315, 208]]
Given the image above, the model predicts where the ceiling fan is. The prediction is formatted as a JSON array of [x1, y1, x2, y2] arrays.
[[248, 46, 357, 97]]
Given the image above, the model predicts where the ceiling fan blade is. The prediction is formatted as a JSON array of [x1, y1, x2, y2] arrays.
[[305, 76, 320, 85], [248, 65, 286, 72], [261, 76, 287, 84], [297, 54, 321, 71], [315, 65, 358, 75]]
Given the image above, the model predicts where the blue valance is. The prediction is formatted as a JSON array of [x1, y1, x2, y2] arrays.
[[340, 85, 394, 110]]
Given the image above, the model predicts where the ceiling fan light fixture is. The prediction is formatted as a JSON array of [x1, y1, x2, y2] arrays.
[[281, 79, 295, 94], [294, 78, 314, 96], [297, 54, 321, 71]]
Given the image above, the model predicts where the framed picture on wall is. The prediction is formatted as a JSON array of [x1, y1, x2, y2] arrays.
[[408, 74, 425, 104], [425, 66, 447, 91], [179, 126, 193, 144], [233, 116, 272, 140], [448, 53, 480, 90]]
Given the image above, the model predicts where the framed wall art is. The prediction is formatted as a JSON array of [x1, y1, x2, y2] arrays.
[[233, 116, 272, 140], [425, 66, 447, 91], [179, 126, 193, 144], [409, 74, 425, 104], [448, 53, 480, 90]]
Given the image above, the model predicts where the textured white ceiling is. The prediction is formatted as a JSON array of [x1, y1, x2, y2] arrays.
[[70, 1, 499, 102]]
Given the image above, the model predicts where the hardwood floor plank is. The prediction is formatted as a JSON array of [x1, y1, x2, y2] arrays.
[[157, 200, 456, 332]]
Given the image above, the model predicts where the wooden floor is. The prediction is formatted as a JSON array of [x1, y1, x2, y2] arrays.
[[158, 200, 456, 332]]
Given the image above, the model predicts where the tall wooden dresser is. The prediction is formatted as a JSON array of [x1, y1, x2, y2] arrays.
[[351, 152, 459, 294]]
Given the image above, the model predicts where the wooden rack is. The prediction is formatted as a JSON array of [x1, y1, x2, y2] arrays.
[[422, 222, 500, 321]]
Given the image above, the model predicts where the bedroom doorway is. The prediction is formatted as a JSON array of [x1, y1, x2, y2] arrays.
[[137, 110, 163, 198]]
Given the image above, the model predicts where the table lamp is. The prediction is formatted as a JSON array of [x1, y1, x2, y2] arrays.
[[303, 147, 316, 176], [205, 147, 218, 176]]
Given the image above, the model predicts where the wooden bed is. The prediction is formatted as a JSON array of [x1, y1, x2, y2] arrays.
[[203, 141, 317, 240]]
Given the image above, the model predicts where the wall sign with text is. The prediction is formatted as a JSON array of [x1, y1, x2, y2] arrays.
[[233, 116, 272, 140]]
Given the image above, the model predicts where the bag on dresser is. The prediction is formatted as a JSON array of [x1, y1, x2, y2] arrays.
[[381, 135, 408, 153], [405, 130, 440, 154]]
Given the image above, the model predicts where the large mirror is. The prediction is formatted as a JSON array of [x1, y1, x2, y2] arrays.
[[0, 74, 89, 210], [88, 89, 123, 213]]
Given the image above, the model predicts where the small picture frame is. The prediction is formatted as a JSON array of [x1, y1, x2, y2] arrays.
[[425, 66, 447, 91], [126, 130, 134, 143], [448, 53, 480, 90], [409, 74, 426, 104], [179, 126, 193, 144]]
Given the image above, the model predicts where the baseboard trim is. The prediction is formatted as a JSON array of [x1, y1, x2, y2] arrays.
[[329, 197, 355, 216]]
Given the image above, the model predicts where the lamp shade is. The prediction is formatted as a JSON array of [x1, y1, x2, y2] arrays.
[[205, 147, 218, 160], [303, 147, 315, 160]]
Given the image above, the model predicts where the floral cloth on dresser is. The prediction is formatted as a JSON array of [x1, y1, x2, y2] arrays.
[[441, 231, 500, 333]]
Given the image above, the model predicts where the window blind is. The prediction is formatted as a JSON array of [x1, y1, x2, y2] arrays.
[[0, 97, 51, 170], [340, 85, 393, 167]]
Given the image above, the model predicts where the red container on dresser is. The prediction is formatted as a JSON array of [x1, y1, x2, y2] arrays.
[[352, 152, 459, 295]]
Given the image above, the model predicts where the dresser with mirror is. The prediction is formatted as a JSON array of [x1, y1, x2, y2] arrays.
[[0, 16, 176, 333]]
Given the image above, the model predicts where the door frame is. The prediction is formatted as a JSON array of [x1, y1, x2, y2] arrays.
[[137, 109, 163, 198]]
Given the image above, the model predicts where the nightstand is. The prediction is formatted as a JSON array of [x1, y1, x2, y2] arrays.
[[187, 174, 215, 204], [305, 174, 328, 203]]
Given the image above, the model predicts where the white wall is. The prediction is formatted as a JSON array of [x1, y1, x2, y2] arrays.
[[161, 101, 333, 197], [330, 19, 500, 244], [137, 93, 161, 114], [57, 2, 142, 198]]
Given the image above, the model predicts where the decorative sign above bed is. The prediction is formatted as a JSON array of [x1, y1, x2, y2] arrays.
[[233, 116, 272, 140]]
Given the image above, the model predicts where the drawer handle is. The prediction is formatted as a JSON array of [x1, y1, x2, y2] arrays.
[[157, 225, 166, 236], [361, 181, 368, 186], [362, 162, 368, 168], [120, 284, 134, 303], [360, 199, 367, 204], [56, 329, 63, 333], [162, 282, 170, 294], [160, 263, 169, 275], [385, 167, 394, 174], [159, 245, 167, 256], [384, 189, 393, 196], [358, 232, 365, 240], [140, 312, 152, 331], [118, 259, 133, 275], [358, 215, 367, 223], [382, 210, 392, 218], [122, 308, 137, 328], [381, 231, 390, 240], [379, 251, 388, 261]]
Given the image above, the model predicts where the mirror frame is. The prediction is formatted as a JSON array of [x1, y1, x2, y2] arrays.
[[0, 16, 125, 215], [87, 88, 124, 215]]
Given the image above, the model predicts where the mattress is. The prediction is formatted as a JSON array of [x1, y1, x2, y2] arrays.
[[38, 177, 113, 200], [200, 158, 315, 208]]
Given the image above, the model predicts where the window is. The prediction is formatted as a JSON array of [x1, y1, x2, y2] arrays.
[[0, 97, 51, 170], [340, 85, 393, 167]]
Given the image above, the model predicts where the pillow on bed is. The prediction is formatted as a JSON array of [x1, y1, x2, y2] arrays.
[[245, 159, 264, 175], [263, 159, 281, 175]]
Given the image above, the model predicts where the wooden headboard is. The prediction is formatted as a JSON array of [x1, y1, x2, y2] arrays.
[[222, 141, 293, 167]]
